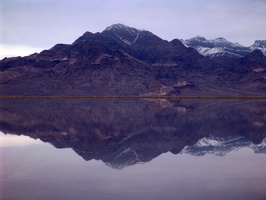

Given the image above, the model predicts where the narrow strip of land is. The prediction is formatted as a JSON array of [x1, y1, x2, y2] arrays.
[[0, 96, 266, 100]]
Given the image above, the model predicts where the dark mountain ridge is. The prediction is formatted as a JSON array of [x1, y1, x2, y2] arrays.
[[0, 24, 266, 96]]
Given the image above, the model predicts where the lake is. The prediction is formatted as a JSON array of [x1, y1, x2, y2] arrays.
[[0, 98, 266, 200]]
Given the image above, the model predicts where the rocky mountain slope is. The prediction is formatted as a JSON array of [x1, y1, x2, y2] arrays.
[[182, 36, 266, 60], [0, 24, 266, 96]]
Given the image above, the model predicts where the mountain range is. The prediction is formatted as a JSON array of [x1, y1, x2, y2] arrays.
[[181, 36, 266, 60], [1, 23, 266, 96], [0, 98, 265, 169]]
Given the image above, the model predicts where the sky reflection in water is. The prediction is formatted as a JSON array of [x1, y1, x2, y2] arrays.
[[0, 99, 266, 200]]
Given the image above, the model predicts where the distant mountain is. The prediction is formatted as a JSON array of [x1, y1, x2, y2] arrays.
[[182, 36, 266, 60], [1, 24, 266, 96], [1, 99, 266, 169], [250, 40, 266, 55]]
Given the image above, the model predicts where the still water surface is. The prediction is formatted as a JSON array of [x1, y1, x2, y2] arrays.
[[0, 99, 266, 200]]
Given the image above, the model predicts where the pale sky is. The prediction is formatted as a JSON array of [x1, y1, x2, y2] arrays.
[[0, 131, 43, 147], [1, 0, 266, 58]]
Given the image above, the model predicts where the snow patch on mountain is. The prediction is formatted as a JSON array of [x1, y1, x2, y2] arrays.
[[197, 47, 242, 58], [115, 34, 131, 45], [105, 23, 145, 34], [105, 147, 143, 169], [190, 36, 207, 42], [197, 47, 222, 55], [208, 37, 244, 48], [180, 39, 189, 48], [105, 23, 145, 45], [253, 68, 265, 73], [182, 36, 266, 59], [250, 40, 266, 55]]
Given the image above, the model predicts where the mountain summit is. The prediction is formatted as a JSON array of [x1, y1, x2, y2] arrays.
[[105, 23, 144, 32], [0, 24, 266, 96], [250, 40, 266, 55], [104, 23, 144, 45]]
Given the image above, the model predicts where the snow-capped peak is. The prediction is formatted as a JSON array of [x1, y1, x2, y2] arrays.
[[234, 42, 243, 48], [210, 37, 244, 48], [105, 23, 128, 31], [105, 23, 144, 33], [250, 40, 266, 55], [183, 35, 252, 58], [251, 40, 266, 48], [104, 23, 145, 45], [189, 36, 207, 42]]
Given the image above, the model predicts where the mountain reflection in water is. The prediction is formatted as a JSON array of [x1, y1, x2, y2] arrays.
[[0, 98, 265, 169]]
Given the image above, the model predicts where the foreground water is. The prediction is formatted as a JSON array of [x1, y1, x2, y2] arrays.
[[0, 99, 266, 200]]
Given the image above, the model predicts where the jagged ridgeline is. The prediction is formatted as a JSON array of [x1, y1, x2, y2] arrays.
[[0, 24, 266, 96], [181, 36, 266, 60]]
